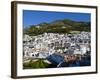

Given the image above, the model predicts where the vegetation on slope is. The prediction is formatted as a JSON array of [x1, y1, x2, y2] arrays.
[[24, 19, 90, 36]]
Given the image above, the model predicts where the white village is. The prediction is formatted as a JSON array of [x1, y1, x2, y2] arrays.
[[23, 31, 91, 68]]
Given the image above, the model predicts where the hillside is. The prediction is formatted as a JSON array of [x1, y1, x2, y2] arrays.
[[24, 19, 90, 36]]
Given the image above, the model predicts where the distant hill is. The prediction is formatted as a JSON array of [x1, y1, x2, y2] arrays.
[[24, 19, 90, 36]]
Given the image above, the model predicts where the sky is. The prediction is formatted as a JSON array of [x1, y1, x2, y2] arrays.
[[23, 10, 91, 28]]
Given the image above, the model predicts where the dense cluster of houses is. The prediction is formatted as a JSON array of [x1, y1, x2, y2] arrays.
[[23, 32, 91, 60]]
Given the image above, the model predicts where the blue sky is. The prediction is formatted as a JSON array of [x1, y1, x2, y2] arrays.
[[23, 10, 91, 28]]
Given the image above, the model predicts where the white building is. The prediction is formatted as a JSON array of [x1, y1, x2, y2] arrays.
[[23, 32, 91, 58]]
